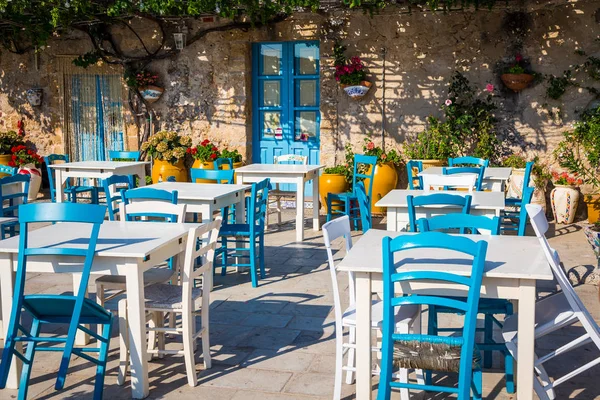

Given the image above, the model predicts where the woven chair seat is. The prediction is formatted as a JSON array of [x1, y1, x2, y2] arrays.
[[393, 340, 481, 372]]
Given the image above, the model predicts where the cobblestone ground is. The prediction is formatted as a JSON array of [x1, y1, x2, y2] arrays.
[[1, 206, 599, 399]]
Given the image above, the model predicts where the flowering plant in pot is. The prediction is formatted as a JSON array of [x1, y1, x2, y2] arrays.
[[189, 139, 221, 165], [9, 145, 43, 200], [319, 145, 354, 211], [141, 131, 192, 182], [362, 137, 403, 213], [550, 171, 582, 224], [500, 54, 535, 92], [334, 44, 370, 99], [220, 148, 243, 164]]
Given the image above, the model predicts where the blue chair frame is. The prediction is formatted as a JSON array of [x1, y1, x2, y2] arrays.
[[121, 187, 179, 222], [378, 232, 486, 400], [101, 175, 131, 221], [418, 214, 500, 235], [190, 168, 235, 222], [0, 165, 17, 176], [215, 158, 234, 170], [407, 193, 472, 232], [45, 154, 99, 204], [0, 203, 111, 400], [448, 156, 489, 168], [502, 186, 535, 236], [108, 150, 140, 161], [443, 166, 485, 191], [406, 160, 423, 190], [0, 174, 30, 239], [326, 154, 377, 230], [506, 161, 534, 207], [355, 181, 372, 232], [215, 178, 269, 287]]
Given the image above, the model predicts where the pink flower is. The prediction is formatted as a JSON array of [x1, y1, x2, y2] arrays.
[[366, 142, 375, 150], [445, 99, 452, 106], [515, 53, 523, 62], [485, 83, 494, 93]]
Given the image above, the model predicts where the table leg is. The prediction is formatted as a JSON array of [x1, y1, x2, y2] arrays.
[[55, 169, 64, 203], [125, 265, 150, 399], [0, 254, 21, 388], [138, 166, 147, 187], [355, 272, 373, 400], [72, 273, 90, 345], [296, 177, 305, 242], [517, 279, 536, 400], [387, 208, 397, 231], [312, 175, 319, 231]]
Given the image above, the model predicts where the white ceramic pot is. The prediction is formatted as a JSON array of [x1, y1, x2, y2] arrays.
[[508, 168, 546, 212], [17, 164, 42, 201], [26, 88, 43, 107], [551, 185, 580, 224], [139, 85, 164, 103], [341, 81, 372, 100]]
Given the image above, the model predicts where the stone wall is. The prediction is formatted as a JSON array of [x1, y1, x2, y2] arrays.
[[1, 1, 600, 170]]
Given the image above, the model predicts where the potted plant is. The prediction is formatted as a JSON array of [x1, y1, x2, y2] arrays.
[[9, 145, 43, 200], [550, 171, 583, 224], [403, 116, 454, 169], [220, 148, 243, 168], [141, 131, 192, 183], [319, 144, 354, 211], [554, 106, 600, 223], [0, 131, 25, 170], [127, 70, 164, 103], [500, 54, 535, 92], [188, 139, 221, 182], [334, 44, 371, 100], [503, 154, 550, 211], [361, 138, 404, 214]]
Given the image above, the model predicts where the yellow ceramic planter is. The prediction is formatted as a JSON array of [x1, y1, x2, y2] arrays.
[[364, 162, 399, 214], [0, 154, 12, 177], [319, 173, 349, 211], [585, 194, 600, 224], [416, 159, 446, 169], [191, 159, 243, 183], [152, 159, 188, 183]]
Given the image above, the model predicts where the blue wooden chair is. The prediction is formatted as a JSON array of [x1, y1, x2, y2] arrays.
[[215, 157, 233, 170], [378, 231, 486, 400], [355, 181, 372, 232], [101, 175, 131, 221], [506, 161, 534, 208], [407, 193, 472, 232], [215, 178, 269, 287], [108, 150, 140, 161], [0, 174, 30, 239], [443, 166, 485, 191], [45, 154, 99, 203], [418, 213, 515, 393], [448, 156, 489, 168], [326, 154, 377, 230], [501, 186, 535, 236], [190, 168, 234, 184], [0, 165, 17, 176], [406, 160, 423, 190], [0, 203, 112, 400]]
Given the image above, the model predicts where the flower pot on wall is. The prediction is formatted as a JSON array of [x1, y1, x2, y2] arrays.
[[26, 88, 43, 107], [17, 164, 42, 201], [501, 73, 534, 92], [551, 185, 580, 224], [319, 173, 349, 211], [364, 162, 399, 214], [152, 159, 187, 183], [341, 81, 372, 100], [139, 85, 164, 103], [585, 194, 600, 224]]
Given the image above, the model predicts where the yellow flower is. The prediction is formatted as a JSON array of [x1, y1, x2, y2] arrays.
[[140, 142, 149, 151], [173, 147, 186, 159], [162, 150, 173, 161], [165, 131, 178, 141], [156, 142, 168, 153], [180, 135, 192, 147]]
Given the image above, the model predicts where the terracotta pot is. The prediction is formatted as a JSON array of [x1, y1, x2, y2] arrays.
[[152, 159, 187, 183], [139, 85, 164, 103], [319, 173, 349, 211], [17, 164, 42, 201], [341, 81, 372, 100], [585, 194, 600, 224], [507, 168, 547, 212], [364, 162, 399, 214], [501, 73, 534, 92], [191, 159, 216, 183], [551, 185, 580, 224]]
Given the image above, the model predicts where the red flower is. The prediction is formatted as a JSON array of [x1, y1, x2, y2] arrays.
[[7, 161, 15, 167], [192, 148, 198, 154], [366, 141, 375, 150], [212, 146, 218, 152], [27, 150, 33, 155], [11, 155, 16, 160], [201, 139, 210, 146], [515, 53, 523, 62], [186, 148, 191, 154], [210, 153, 217, 160]]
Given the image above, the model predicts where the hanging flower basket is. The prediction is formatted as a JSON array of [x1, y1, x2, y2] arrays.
[[501, 73, 534, 92], [341, 81, 372, 100]]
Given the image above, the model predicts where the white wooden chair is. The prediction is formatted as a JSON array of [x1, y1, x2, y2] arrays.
[[421, 174, 477, 192], [118, 219, 221, 387], [501, 204, 600, 400], [322, 215, 421, 400], [267, 154, 308, 226]]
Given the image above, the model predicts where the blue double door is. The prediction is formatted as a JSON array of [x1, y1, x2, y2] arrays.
[[252, 41, 320, 194]]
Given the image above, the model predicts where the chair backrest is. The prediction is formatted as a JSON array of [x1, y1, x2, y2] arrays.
[[443, 166, 485, 191], [121, 188, 181, 222], [448, 156, 489, 168], [247, 178, 270, 229], [44, 154, 69, 202], [102, 175, 131, 221], [526, 204, 600, 343], [422, 173, 476, 193], [378, 232, 487, 400], [322, 216, 355, 332], [355, 181, 372, 232], [418, 213, 500, 235], [0, 165, 16, 176], [122, 187, 178, 204], [274, 154, 308, 165], [352, 154, 378, 200], [516, 186, 535, 236], [108, 150, 140, 161], [215, 158, 233, 170], [190, 168, 234, 184], [0, 174, 30, 217], [181, 219, 222, 296], [407, 193, 472, 232], [406, 160, 423, 190], [522, 161, 535, 191]]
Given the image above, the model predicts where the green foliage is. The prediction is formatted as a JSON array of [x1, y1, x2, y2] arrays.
[[546, 72, 573, 100], [502, 154, 527, 169], [324, 165, 347, 174], [221, 148, 243, 162], [506, 64, 526, 74], [362, 137, 403, 166], [72, 52, 102, 68], [0, 131, 25, 155]]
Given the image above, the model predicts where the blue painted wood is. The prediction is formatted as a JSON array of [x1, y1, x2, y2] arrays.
[[190, 168, 234, 184], [121, 187, 178, 222], [448, 156, 489, 167], [406, 160, 423, 190], [216, 178, 270, 287], [101, 175, 131, 221], [215, 158, 233, 170], [418, 213, 500, 235], [377, 231, 486, 400], [108, 150, 140, 161], [44, 154, 99, 204], [506, 161, 534, 208], [355, 181, 372, 232], [0, 165, 17, 176], [407, 193, 472, 232], [502, 186, 534, 236], [0, 203, 112, 400], [0, 174, 30, 239], [443, 166, 485, 191]]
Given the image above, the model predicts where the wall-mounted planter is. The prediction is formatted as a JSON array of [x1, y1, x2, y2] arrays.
[[501, 73, 534, 92], [26, 88, 43, 107], [139, 85, 164, 103], [341, 81, 372, 100]]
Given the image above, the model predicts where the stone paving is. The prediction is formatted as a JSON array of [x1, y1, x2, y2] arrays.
[[2, 209, 600, 399]]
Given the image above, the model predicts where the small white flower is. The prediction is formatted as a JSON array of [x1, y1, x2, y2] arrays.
[[445, 99, 452, 106]]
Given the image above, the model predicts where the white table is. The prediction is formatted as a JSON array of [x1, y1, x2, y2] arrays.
[[338, 229, 552, 400], [0, 220, 198, 399], [135, 182, 250, 224], [49, 161, 150, 203], [235, 164, 323, 241], [376, 189, 505, 231], [419, 166, 512, 191]]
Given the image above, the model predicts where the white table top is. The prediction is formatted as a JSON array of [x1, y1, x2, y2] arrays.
[[141, 182, 250, 201], [420, 166, 512, 181], [0, 221, 199, 259], [49, 161, 150, 171], [235, 163, 324, 174], [375, 189, 505, 210], [338, 229, 552, 281]]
